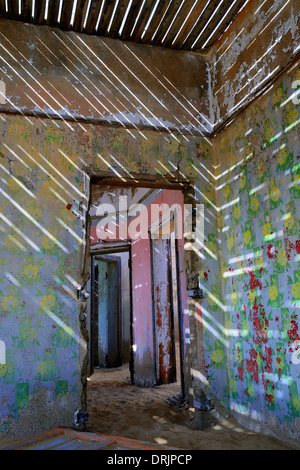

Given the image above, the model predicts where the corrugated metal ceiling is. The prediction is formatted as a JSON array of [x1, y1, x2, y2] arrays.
[[0, 0, 248, 50]]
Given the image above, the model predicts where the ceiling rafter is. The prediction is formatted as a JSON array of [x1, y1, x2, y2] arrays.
[[0, 0, 248, 50]]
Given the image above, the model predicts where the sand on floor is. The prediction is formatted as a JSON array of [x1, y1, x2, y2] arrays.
[[85, 363, 298, 450]]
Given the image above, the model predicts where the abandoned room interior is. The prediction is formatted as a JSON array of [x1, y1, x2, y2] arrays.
[[0, 0, 299, 451]]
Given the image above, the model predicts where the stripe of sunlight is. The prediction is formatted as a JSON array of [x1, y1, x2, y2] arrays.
[[171, 0, 199, 46], [107, 0, 120, 33], [61, 60, 139, 137], [95, 0, 106, 31], [97, 154, 127, 182], [191, 0, 225, 49], [210, 27, 244, 71], [157, 159, 179, 179], [241, 36, 282, 82], [0, 212, 40, 251], [141, 0, 160, 39], [17, 145, 80, 202], [181, 0, 212, 47], [2, 143, 34, 172], [155, 70, 213, 133], [1, 39, 89, 133], [193, 302, 229, 345], [119, 0, 133, 35], [3, 271, 86, 347], [57, 0, 64, 24], [70, 0, 78, 27], [101, 40, 168, 111], [2, 237, 26, 252], [161, 0, 187, 44], [0, 89, 34, 125], [82, 0, 92, 29], [75, 36, 180, 140], [0, 163, 37, 199], [48, 186, 84, 222], [32, 0, 35, 18], [123, 44, 213, 134], [200, 304, 229, 342], [0, 32, 42, 76], [130, 0, 147, 37], [151, 0, 173, 41], [201, 0, 240, 50], [0, 50, 75, 132], [37, 36, 88, 71], [108, 154, 139, 183], [44, 0, 49, 20], [56, 216, 86, 245], [37, 151, 86, 198], [61, 34, 162, 134], [228, 65, 280, 114], [25, 93, 62, 128], [52, 275, 78, 305], [245, 0, 290, 51], [0, 186, 70, 253]]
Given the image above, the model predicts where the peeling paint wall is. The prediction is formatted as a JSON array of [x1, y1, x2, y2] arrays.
[[0, 18, 210, 135], [0, 112, 214, 438], [210, 0, 300, 130], [209, 63, 300, 443]]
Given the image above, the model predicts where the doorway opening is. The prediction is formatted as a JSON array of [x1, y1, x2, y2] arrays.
[[86, 177, 192, 417]]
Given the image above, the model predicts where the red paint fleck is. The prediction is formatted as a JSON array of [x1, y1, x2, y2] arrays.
[[296, 240, 300, 254], [66, 204, 72, 210], [265, 394, 274, 404], [248, 271, 262, 290], [267, 244, 276, 259], [204, 272, 208, 281], [246, 348, 259, 384]]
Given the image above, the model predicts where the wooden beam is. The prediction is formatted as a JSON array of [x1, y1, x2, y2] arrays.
[[0, 0, 7, 18], [96, 0, 116, 36], [151, 0, 181, 45], [72, 0, 90, 31], [106, 0, 132, 38], [46, 0, 61, 26], [130, 0, 154, 43], [22, 0, 34, 22], [33, 0, 47, 23], [84, 0, 103, 34], [141, 0, 173, 44], [168, 0, 212, 49], [7, 0, 20, 19], [119, 0, 143, 41], [182, 0, 222, 49], [160, 0, 196, 48], [59, 0, 73, 29]]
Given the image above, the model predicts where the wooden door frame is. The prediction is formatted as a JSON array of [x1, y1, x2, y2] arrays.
[[90, 245, 133, 377]]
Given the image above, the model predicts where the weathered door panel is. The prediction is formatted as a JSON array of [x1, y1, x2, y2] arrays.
[[151, 237, 176, 385], [91, 255, 122, 369], [131, 236, 156, 386]]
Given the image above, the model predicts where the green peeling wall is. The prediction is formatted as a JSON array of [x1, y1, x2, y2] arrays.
[[0, 116, 215, 438], [206, 65, 300, 441]]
